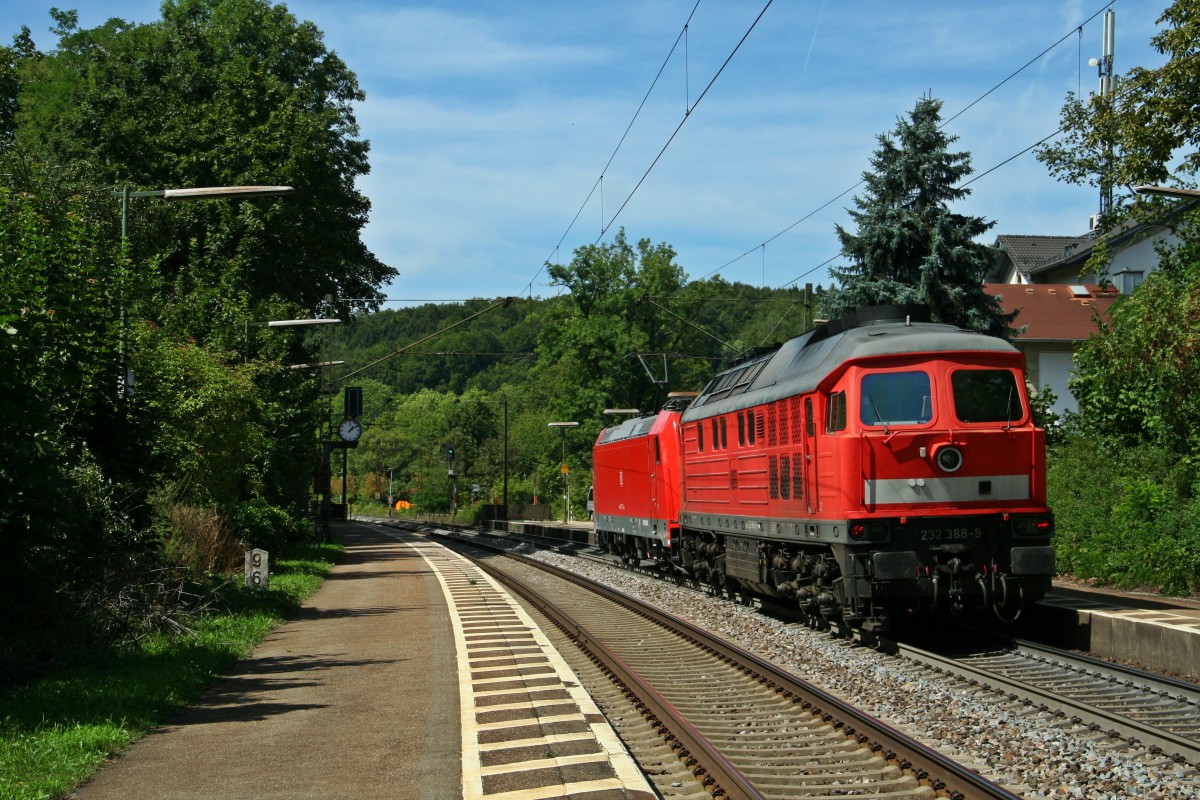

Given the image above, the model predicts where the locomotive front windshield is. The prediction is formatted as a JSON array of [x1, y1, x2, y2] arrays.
[[860, 371, 933, 426], [951, 369, 1023, 423]]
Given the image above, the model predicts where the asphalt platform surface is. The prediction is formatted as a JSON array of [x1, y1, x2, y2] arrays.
[[72, 522, 460, 799]]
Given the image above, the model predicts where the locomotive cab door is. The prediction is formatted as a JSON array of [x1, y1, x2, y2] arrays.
[[649, 436, 659, 534], [803, 396, 817, 514]]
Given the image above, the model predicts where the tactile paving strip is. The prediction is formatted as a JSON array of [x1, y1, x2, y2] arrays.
[[407, 538, 655, 800]]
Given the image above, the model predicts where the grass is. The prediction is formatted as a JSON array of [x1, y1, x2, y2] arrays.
[[0, 540, 341, 800]]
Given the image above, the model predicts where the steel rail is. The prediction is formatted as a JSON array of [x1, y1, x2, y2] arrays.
[[1011, 638, 1200, 705], [896, 640, 1200, 765]]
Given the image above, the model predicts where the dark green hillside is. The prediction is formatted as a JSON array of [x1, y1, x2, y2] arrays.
[[329, 282, 822, 402], [331, 296, 553, 395]]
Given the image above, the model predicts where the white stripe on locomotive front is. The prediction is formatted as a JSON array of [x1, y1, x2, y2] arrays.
[[864, 474, 1030, 505]]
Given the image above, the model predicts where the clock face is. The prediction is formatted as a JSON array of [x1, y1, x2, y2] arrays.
[[337, 418, 362, 442]]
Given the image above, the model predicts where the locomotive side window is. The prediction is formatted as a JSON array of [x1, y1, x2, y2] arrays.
[[737, 412, 746, 446], [697, 422, 705, 452], [952, 369, 1023, 423], [711, 418, 719, 449], [804, 398, 814, 437], [720, 416, 728, 449], [747, 410, 757, 444], [826, 391, 847, 432], [860, 371, 933, 426]]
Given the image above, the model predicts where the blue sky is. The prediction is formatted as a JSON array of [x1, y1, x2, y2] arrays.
[[1, 1, 1171, 306]]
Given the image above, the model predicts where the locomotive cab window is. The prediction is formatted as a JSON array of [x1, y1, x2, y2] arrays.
[[826, 391, 847, 432], [952, 369, 1024, 423], [860, 371, 933, 427]]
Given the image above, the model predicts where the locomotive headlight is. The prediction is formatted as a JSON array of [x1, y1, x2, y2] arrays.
[[933, 445, 964, 473]]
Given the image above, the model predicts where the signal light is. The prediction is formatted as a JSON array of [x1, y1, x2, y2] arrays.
[[1013, 515, 1054, 537], [849, 521, 886, 541]]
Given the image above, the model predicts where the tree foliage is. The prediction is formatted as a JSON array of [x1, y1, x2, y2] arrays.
[[540, 229, 692, 418], [0, 1, 393, 678], [823, 96, 1014, 337], [1070, 227, 1200, 457], [11, 0, 393, 329], [1034, 0, 1200, 596]]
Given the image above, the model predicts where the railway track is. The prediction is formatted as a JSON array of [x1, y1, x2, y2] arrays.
[[422, 523, 1024, 800], [894, 639, 1200, 766]]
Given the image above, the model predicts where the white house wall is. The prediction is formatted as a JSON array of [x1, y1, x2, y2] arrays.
[[1029, 347, 1079, 416]]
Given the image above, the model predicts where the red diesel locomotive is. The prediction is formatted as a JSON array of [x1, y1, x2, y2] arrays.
[[593, 306, 1055, 633]]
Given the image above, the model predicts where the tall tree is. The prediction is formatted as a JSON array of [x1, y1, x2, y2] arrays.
[[823, 96, 1013, 337], [542, 229, 690, 416], [9, 0, 394, 333]]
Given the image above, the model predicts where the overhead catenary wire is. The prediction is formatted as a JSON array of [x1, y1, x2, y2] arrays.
[[373, 0, 1117, 350], [526, 0, 705, 298], [595, 2, 774, 244], [695, 0, 1117, 289]]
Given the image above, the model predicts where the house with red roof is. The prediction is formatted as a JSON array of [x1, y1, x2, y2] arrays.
[[983, 284, 1120, 415]]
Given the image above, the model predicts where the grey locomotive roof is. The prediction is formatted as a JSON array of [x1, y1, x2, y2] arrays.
[[597, 413, 658, 444], [681, 315, 1018, 422]]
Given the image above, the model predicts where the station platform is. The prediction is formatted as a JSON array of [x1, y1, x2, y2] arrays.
[[1039, 581, 1200, 681], [484, 517, 1200, 682], [71, 520, 654, 800]]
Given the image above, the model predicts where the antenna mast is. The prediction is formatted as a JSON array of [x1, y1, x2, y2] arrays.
[[1097, 8, 1116, 219]]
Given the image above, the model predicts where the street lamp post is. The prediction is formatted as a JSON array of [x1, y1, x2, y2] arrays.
[[245, 317, 342, 363], [548, 421, 579, 524], [1134, 185, 1200, 200], [113, 184, 294, 398], [387, 467, 394, 517]]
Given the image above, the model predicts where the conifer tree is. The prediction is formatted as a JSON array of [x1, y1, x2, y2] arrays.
[[823, 97, 1014, 338]]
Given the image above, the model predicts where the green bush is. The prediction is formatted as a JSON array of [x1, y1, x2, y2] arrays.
[[232, 501, 297, 553], [1048, 438, 1200, 595]]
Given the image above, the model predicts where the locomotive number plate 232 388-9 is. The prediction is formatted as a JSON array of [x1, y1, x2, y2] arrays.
[[917, 524, 986, 542]]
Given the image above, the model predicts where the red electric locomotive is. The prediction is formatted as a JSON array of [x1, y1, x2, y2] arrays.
[[592, 393, 694, 564], [593, 305, 1055, 633]]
